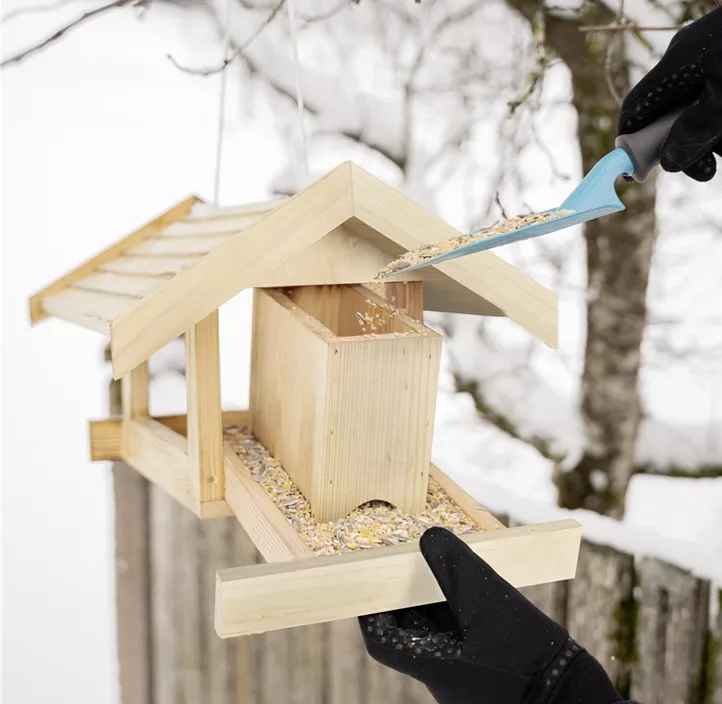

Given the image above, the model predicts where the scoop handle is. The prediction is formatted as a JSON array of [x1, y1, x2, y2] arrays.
[[614, 107, 686, 182]]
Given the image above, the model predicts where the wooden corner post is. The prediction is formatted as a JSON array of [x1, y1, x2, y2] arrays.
[[186, 311, 225, 510]]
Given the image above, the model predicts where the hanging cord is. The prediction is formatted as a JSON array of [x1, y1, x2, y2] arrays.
[[286, 0, 310, 180], [213, 0, 234, 205]]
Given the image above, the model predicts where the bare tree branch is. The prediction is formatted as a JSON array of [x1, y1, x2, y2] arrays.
[[1, 0, 140, 69], [168, 0, 287, 76], [507, 9, 550, 117], [578, 23, 684, 30], [1, 0, 80, 24]]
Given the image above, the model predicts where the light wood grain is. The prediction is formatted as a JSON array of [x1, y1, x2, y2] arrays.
[[74, 272, 167, 299], [42, 288, 137, 334], [186, 312, 224, 505], [187, 197, 289, 221], [127, 235, 236, 256], [215, 519, 583, 637], [430, 464, 506, 532], [348, 162, 558, 347], [223, 443, 312, 563], [110, 164, 355, 378], [377, 281, 424, 320], [161, 214, 264, 237], [29, 196, 198, 324], [88, 410, 250, 460], [250, 286, 442, 522], [122, 418, 194, 513], [122, 361, 149, 419], [101, 256, 202, 277], [90, 418, 124, 460]]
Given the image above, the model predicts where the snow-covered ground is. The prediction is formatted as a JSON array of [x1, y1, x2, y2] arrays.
[[2, 3, 720, 704]]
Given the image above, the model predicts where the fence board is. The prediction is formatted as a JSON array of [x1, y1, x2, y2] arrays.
[[112, 462, 152, 704], [328, 619, 366, 704], [150, 485, 182, 704], [290, 625, 326, 704], [566, 541, 635, 692], [630, 558, 711, 704], [713, 590, 722, 704]]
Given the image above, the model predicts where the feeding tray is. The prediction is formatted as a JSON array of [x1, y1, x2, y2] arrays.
[[29, 161, 581, 638]]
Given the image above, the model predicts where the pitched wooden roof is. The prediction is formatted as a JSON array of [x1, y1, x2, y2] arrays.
[[30, 162, 557, 379]]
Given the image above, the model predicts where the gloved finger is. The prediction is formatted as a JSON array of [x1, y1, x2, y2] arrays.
[[660, 58, 722, 174], [419, 527, 569, 673], [419, 527, 520, 630], [618, 56, 705, 135], [359, 611, 462, 659], [681, 150, 718, 182]]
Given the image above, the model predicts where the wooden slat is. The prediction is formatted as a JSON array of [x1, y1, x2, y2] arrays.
[[186, 312, 224, 504], [43, 288, 136, 333], [123, 418, 195, 514], [430, 464, 506, 532], [109, 164, 355, 378], [630, 558, 711, 704], [122, 361, 149, 419], [88, 410, 250, 461], [149, 483, 182, 704], [713, 589, 722, 704], [101, 256, 201, 277], [161, 214, 264, 237], [215, 519, 582, 637], [223, 442, 312, 562], [328, 619, 366, 704], [127, 235, 236, 257], [29, 195, 198, 324], [566, 541, 635, 691], [74, 272, 167, 299], [187, 197, 289, 221], [290, 624, 326, 703], [348, 162, 558, 347], [509, 519, 569, 625], [112, 461, 153, 704], [90, 418, 123, 460]]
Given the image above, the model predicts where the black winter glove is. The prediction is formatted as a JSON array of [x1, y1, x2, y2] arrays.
[[617, 7, 722, 182], [359, 527, 628, 704]]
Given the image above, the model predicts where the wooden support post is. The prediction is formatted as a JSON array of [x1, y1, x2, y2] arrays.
[[186, 312, 224, 507], [122, 361, 149, 420]]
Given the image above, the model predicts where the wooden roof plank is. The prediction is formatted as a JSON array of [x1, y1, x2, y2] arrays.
[[73, 272, 168, 299], [109, 163, 356, 379], [42, 289, 137, 334], [187, 197, 289, 221], [29, 196, 199, 325], [348, 163, 558, 348], [101, 256, 201, 277], [161, 214, 264, 237], [127, 235, 235, 256]]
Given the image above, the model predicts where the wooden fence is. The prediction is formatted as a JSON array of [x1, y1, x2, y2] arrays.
[[112, 463, 721, 704], [107, 366, 721, 704]]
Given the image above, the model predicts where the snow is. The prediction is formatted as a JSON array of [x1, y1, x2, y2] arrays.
[[1, 4, 280, 703], [3, 2, 721, 703]]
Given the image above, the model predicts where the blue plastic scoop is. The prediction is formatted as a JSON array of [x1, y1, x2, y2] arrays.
[[384, 110, 683, 275]]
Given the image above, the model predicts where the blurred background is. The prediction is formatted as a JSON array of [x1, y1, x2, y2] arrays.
[[2, 1, 721, 703]]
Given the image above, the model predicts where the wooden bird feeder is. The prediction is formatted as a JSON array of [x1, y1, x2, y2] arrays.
[[29, 161, 581, 638]]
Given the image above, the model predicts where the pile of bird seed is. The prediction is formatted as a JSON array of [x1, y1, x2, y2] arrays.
[[224, 425, 481, 556], [375, 210, 573, 279]]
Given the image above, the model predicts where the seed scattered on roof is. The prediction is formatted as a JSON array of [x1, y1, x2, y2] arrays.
[[375, 210, 574, 279], [224, 426, 482, 556]]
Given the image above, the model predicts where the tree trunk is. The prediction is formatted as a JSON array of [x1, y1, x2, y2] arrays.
[[505, 0, 658, 517]]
